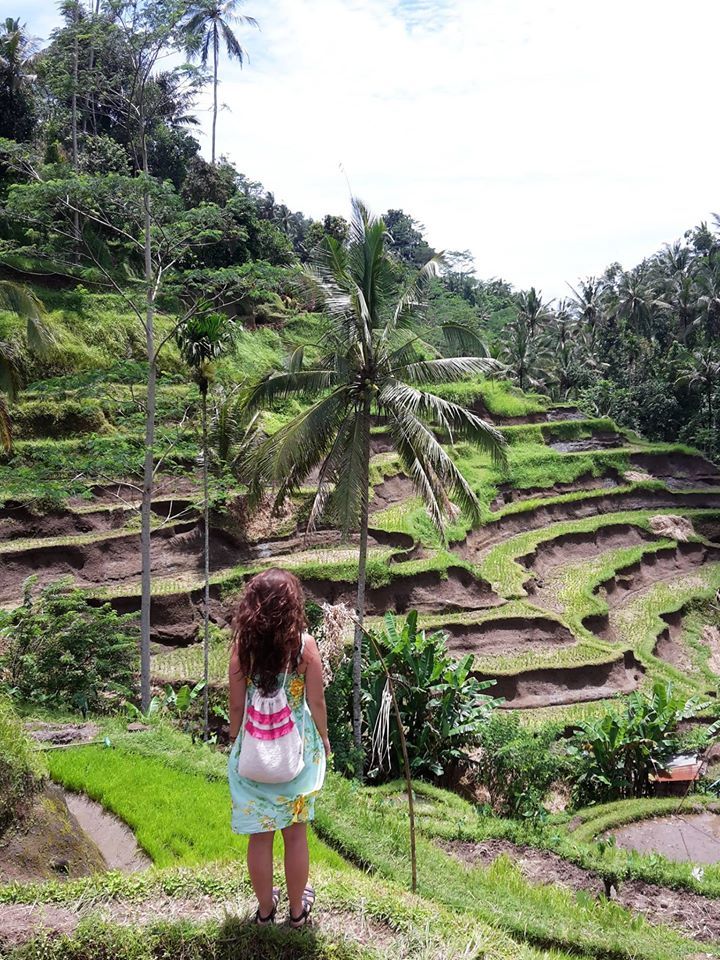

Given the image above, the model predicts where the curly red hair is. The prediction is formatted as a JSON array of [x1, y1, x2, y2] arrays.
[[231, 568, 306, 695]]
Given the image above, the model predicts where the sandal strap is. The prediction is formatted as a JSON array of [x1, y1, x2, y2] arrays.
[[255, 890, 280, 924], [255, 905, 277, 923]]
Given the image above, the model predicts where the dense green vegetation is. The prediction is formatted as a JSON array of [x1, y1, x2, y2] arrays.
[[2, 4, 720, 959], [0, 695, 44, 831]]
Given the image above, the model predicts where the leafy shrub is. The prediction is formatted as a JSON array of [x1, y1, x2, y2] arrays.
[[364, 611, 498, 781], [567, 681, 719, 805], [0, 695, 45, 833], [0, 580, 138, 713], [474, 713, 568, 820], [325, 659, 363, 778]]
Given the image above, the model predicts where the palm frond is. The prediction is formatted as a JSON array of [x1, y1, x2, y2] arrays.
[[0, 347, 21, 401], [327, 410, 369, 537], [221, 20, 246, 62], [287, 344, 304, 373], [441, 323, 488, 357], [386, 404, 482, 531], [378, 379, 506, 462], [388, 421, 446, 532], [246, 388, 350, 504], [0, 280, 44, 320], [393, 355, 501, 385], [243, 368, 337, 409], [390, 253, 444, 332]]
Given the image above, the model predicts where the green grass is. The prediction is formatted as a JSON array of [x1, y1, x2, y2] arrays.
[[31, 723, 718, 960], [374, 780, 720, 901], [316, 776, 718, 960], [0, 864, 573, 960], [431, 377, 551, 418], [681, 599, 720, 685], [26, 724, 576, 960], [45, 730, 346, 872], [153, 633, 231, 684], [495, 417, 621, 447], [6, 918, 383, 960], [0, 695, 46, 829]]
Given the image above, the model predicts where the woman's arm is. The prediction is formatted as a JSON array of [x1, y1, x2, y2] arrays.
[[228, 646, 246, 741], [302, 636, 331, 755]]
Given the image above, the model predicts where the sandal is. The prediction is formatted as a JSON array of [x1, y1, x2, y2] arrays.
[[289, 885, 315, 928], [254, 886, 280, 925]]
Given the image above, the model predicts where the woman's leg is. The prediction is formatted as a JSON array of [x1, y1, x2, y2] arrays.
[[247, 830, 276, 916], [281, 821, 309, 918]]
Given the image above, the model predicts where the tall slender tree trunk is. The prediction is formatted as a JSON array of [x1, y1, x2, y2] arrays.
[[708, 382, 714, 432], [211, 25, 219, 165], [201, 380, 211, 740], [87, 0, 98, 135], [139, 120, 155, 714], [71, 3, 80, 255], [352, 391, 372, 754]]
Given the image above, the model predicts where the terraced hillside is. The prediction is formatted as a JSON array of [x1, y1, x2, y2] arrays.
[[2, 349, 719, 724]]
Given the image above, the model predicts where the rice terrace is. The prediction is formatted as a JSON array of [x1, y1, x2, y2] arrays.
[[2, 2, 720, 959]]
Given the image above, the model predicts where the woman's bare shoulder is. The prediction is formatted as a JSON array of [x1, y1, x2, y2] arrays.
[[299, 632, 320, 670]]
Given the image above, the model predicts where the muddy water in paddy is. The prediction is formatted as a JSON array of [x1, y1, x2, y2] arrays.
[[64, 793, 150, 873], [609, 812, 720, 865]]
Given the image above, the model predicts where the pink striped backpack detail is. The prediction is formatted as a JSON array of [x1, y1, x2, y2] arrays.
[[237, 661, 305, 784]]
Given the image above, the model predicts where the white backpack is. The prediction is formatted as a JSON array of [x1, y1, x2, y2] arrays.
[[237, 661, 305, 784]]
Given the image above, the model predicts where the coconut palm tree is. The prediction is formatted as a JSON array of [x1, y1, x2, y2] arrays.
[[500, 314, 548, 392], [567, 277, 604, 342], [242, 200, 505, 750], [176, 312, 235, 740], [0, 17, 38, 140], [0, 17, 37, 94], [617, 269, 653, 337], [182, 1, 258, 165], [696, 259, 720, 342], [516, 286, 551, 339], [0, 281, 49, 452], [653, 273, 699, 345], [676, 345, 720, 433]]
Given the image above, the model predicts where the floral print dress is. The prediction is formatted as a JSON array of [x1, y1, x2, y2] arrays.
[[228, 638, 326, 834]]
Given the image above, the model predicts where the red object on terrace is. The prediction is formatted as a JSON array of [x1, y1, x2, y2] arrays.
[[650, 763, 703, 783]]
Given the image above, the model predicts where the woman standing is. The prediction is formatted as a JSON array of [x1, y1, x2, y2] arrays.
[[228, 568, 330, 927]]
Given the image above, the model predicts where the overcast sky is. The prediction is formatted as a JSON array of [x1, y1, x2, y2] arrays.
[[22, 0, 720, 297]]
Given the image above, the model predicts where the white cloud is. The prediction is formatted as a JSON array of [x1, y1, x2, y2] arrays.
[[23, 0, 720, 297]]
